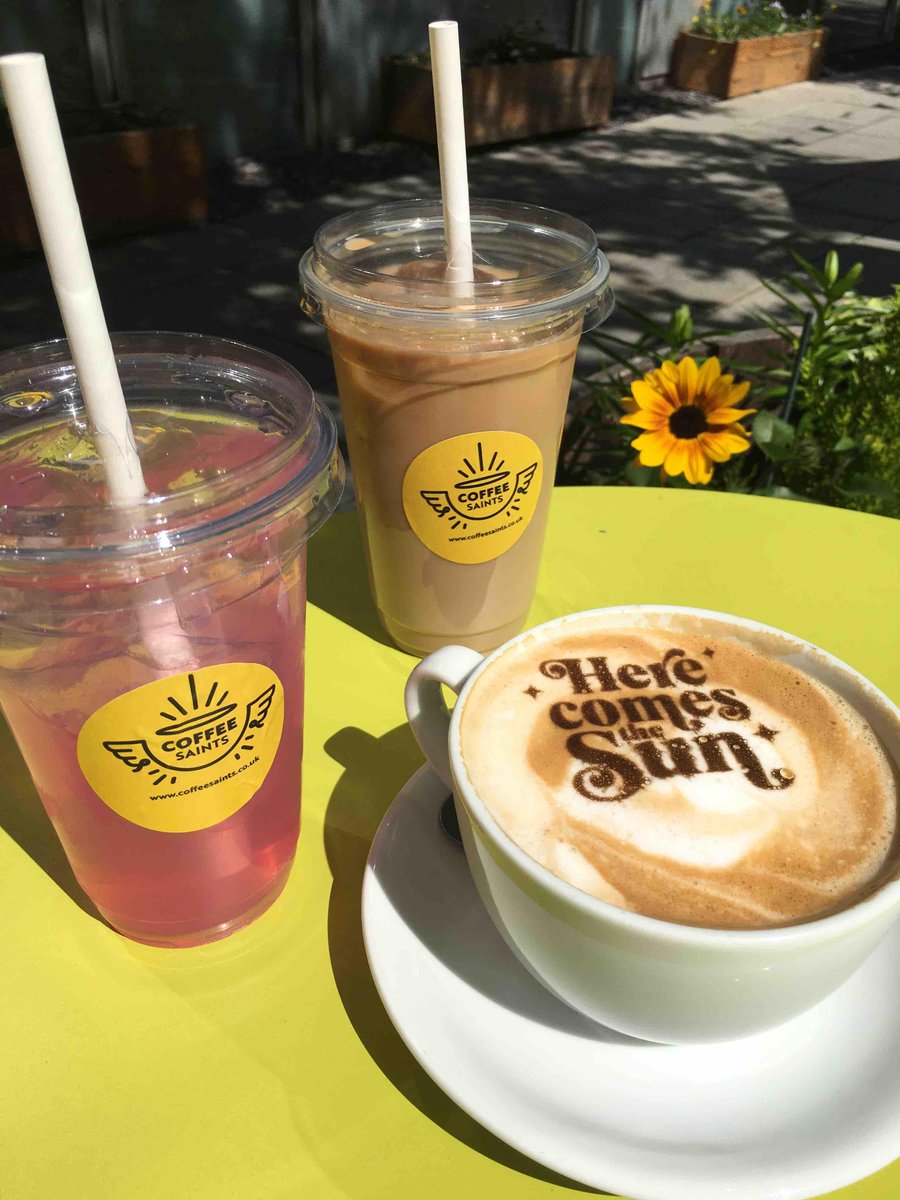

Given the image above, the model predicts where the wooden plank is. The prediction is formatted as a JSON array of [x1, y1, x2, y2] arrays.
[[727, 30, 828, 97], [385, 57, 615, 146], [670, 33, 737, 98], [0, 125, 208, 254], [670, 30, 828, 100]]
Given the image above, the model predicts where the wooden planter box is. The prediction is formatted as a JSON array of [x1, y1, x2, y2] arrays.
[[385, 56, 615, 146], [671, 29, 828, 99], [0, 124, 207, 255]]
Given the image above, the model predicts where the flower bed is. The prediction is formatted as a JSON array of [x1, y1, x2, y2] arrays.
[[671, 1, 827, 99]]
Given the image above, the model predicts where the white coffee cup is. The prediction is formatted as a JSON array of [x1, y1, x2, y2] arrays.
[[404, 605, 900, 1044]]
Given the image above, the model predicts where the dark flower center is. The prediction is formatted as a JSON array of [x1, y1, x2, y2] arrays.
[[669, 404, 708, 439]]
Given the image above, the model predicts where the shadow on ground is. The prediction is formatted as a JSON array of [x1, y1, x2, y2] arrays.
[[306, 508, 393, 648], [321, 721, 606, 1193], [1, 79, 897, 409], [0, 73, 897, 446], [0, 716, 102, 922]]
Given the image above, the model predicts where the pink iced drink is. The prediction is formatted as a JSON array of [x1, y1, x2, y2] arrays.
[[0, 408, 320, 945]]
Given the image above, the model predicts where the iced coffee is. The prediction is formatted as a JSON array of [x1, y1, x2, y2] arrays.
[[300, 199, 613, 655]]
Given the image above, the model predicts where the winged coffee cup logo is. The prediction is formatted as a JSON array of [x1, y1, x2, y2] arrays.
[[102, 672, 277, 787], [418, 440, 538, 531], [401, 430, 545, 565]]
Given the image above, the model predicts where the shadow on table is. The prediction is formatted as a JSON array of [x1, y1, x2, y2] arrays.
[[306, 510, 394, 649], [0, 717, 103, 923], [322, 722, 608, 1195]]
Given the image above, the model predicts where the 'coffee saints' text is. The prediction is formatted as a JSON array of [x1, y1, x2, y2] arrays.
[[538, 648, 795, 803]]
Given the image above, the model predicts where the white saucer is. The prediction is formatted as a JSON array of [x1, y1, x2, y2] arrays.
[[362, 766, 900, 1200]]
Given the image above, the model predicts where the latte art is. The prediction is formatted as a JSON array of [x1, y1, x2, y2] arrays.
[[459, 617, 898, 929]]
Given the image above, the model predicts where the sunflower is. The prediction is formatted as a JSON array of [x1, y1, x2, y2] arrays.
[[620, 356, 756, 486]]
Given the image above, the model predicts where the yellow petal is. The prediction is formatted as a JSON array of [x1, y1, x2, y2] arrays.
[[631, 379, 673, 415], [696, 357, 721, 395], [707, 375, 745, 407], [621, 409, 667, 430], [686, 446, 710, 482], [649, 369, 682, 406], [678, 357, 699, 403], [688, 441, 713, 485], [660, 360, 680, 383], [706, 406, 757, 425], [723, 379, 751, 406], [663, 439, 691, 478], [633, 430, 675, 467], [704, 428, 751, 457], [698, 431, 734, 462]]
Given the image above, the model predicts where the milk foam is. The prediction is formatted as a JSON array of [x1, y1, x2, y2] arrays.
[[459, 616, 898, 929]]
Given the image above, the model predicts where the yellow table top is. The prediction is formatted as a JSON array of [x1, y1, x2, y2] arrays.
[[2, 487, 898, 1200]]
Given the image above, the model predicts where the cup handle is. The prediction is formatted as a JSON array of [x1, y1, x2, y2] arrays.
[[405, 646, 485, 788]]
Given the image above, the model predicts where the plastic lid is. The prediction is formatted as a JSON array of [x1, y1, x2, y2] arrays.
[[300, 198, 614, 330], [0, 333, 344, 565]]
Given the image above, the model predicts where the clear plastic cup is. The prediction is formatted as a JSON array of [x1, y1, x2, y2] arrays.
[[299, 198, 613, 656], [0, 333, 344, 946]]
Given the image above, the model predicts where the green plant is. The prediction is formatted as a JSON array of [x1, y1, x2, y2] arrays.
[[690, 0, 821, 41], [562, 251, 899, 518], [1, 93, 180, 149], [751, 252, 899, 517], [466, 20, 570, 65], [391, 19, 571, 68]]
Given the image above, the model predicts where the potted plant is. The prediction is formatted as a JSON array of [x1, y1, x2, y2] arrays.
[[384, 20, 615, 146], [671, 1, 828, 100], [0, 98, 207, 255]]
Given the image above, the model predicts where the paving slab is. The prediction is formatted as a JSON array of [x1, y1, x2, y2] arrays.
[[732, 118, 862, 145], [0, 64, 896, 388], [788, 176, 900, 221], [787, 130, 900, 161], [854, 113, 900, 139]]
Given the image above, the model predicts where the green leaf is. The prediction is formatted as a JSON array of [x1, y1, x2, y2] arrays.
[[615, 302, 671, 343], [759, 278, 806, 319], [831, 262, 864, 300], [823, 250, 839, 290], [840, 474, 897, 499], [624, 461, 656, 487], [782, 275, 825, 314], [790, 250, 827, 290], [752, 411, 796, 461], [833, 436, 856, 452], [666, 303, 694, 349], [594, 344, 645, 375]]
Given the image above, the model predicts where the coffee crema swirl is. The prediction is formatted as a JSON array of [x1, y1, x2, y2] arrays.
[[459, 619, 898, 930]]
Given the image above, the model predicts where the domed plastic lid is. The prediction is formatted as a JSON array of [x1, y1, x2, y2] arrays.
[[0, 332, 344, 565], [300, 198, 614, 331]]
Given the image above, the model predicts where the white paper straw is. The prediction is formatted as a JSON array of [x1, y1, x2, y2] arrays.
[[428, 21, 474, 288], [0, 52, 146, 503], [1, 54, 196, 671]]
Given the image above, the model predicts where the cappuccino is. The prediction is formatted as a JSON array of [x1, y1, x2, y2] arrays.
[[459, 615, 898, 930]]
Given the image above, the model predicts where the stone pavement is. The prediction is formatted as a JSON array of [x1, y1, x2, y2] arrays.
[[1, 65, 898, 424]]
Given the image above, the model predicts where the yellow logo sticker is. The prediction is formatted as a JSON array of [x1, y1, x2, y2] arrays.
[[76, 663, 285, 833], [402, 431, 543, 565]]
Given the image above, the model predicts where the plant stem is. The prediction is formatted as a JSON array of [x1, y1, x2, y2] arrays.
[[764, 310, 813, 490]]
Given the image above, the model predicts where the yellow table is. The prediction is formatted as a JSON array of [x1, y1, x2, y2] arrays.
[[2, 488, 898, 1200]]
